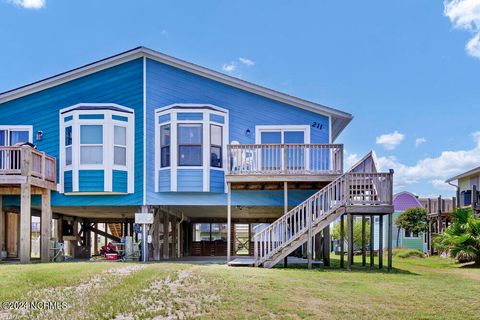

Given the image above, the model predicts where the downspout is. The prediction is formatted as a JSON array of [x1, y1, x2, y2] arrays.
[[447, 181, 459, 208]]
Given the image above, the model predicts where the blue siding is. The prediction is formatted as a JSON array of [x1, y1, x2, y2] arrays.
[[159, 169, 171, 192], [145, 58, 329, 205], [79, 170, 104, 192], [210, 170, 224, 193], [177, 169, 203, 192], [112, 170, 128, 193], [0, 58, 144, 206], [64, 171, 73, 193]]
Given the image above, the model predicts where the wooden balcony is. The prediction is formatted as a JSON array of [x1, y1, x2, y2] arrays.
[[0, 146, 57, 190], [226, 144, 343, 184]]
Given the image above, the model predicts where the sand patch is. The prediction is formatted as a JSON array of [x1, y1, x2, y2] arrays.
[[114, 269, 220, 319]]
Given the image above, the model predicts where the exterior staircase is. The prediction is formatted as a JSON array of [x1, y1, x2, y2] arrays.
[[108, 223, 123, 238], [254, 152, 393, 268]]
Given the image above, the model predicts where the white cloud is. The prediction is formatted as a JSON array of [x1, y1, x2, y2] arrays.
[[222, 62, 237, 73], [238, 57, 255, 66], [376, 131, 405, 150], [444, 0, 480, 58], [7, 0, 45, 9], [344, 151, 361, 169], [222, 57, 255, 74], [415, 137, 427, 147], [376, 131, 480, 190]]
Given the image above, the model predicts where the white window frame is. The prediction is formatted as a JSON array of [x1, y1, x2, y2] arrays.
[[0, 125, 33, 145], [403, 229, 421, 239], [155, 104, 229, 192], [59, 103, 135, 194], [255, 125, 310, 171]]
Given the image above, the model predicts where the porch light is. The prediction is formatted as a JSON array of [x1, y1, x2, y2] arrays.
[[36, 130, 43, 141], [245, 129, 251, 137]]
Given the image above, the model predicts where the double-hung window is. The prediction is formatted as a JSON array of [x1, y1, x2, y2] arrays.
[[114, 126, 127, 166], [178, 124, 202, 166], [160, 124, 171, 168], [80, 125, 103, 165], [65, 126, 73, 166], [210, 124, 222, 168]]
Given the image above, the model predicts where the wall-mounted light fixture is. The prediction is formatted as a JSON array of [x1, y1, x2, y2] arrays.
[[36, 130, 44, 142], [245, 129, 251, 137]]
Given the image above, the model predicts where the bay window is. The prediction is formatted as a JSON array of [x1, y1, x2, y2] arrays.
[[60, 104, 134, 194], [155, 104, 228, 192]]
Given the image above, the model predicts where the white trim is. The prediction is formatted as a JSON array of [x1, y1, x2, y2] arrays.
[[403, 229, 421, 240], [0, 47, 352, 141], [0, 125, 33, 145], [154, 104, 229, 193], [59, 103, 134, 194], [143, 56, 147, 205]]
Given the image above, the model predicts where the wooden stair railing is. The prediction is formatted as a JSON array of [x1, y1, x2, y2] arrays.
[[253, 153, 393, 268]]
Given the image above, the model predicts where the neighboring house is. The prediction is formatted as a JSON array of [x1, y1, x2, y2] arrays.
[[391, 192, 427, 252], [373, 192, 455, 254], [446, 166, 480, 211], [0, 47, 394, 266]]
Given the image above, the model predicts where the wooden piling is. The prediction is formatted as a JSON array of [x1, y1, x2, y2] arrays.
[[340, 214, 345, 268], [379, 215, 384, 269], [369, 215, 374, 268], [40, 189, 52, 262], [361, 216, 366, 267], [388, 213, 393, 272], [347, 213, 353, 270], [323, 225, 330, 267]]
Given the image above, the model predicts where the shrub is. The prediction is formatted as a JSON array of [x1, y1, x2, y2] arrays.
[[394, 249, 425, 259], [434, 208, 480, 265]]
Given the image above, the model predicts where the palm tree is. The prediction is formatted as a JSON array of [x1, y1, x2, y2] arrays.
[[434, 208, 480, 265]]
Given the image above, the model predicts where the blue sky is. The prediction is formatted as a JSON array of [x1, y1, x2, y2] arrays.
[[1, 0, 480, 197]]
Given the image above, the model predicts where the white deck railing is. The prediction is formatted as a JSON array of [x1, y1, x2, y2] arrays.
[[227, 144, 343, 176], [254, 170, 393, 265], [0, 146, 56, 183]]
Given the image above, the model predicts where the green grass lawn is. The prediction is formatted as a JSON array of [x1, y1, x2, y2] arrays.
[[0, 252, 479, 319]]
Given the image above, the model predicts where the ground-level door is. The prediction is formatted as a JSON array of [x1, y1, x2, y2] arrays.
[[5, 212, 19, 258]]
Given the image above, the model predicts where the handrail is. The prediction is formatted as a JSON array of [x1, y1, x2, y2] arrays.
[[254, 170, 393, 265], [227, 143, 343, 176], [0, 146, 57, 184]]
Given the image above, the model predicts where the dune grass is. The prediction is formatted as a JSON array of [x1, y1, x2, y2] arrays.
[[0, 252, 479, 319]]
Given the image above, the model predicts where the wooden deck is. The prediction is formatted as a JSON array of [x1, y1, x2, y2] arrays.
[[226, 143, 343, 185], [0, 146, 57, 263]]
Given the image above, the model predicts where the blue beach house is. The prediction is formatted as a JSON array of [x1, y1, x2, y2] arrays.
[[0, 47, 394, 267]]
